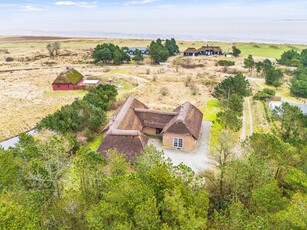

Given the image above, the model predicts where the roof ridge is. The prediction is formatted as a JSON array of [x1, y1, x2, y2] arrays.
[[108, 96, 136, 131]]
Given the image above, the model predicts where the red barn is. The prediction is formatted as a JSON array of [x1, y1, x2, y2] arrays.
[[52, 67, 84, 91]]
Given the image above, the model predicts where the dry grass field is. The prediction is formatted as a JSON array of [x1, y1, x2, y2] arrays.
[[0, 36, 306, 141]]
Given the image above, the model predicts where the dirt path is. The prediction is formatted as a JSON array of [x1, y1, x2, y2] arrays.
[[248, 97, 254, 136], [240, 99, 247, 141], [240, 97, 253, 141]]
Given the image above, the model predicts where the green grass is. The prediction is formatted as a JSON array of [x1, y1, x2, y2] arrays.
[[200, 99, 223, 150], [237, 43, 307, 59], [200, 99, 221, 121], [87, 134, 104, 151]]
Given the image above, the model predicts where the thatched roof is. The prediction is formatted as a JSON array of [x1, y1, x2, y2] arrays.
[[163, 101, 203, 139], [135, 109, 178, 129], [97, 96, 203, 161], [97, 96, 149, 161], [198, 46, 223, 53], [52, 67, 84, 85], [184, 47, 198, 53], [97, 134, 148, 162]]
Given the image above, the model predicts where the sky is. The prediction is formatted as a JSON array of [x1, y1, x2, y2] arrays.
[[0, 0, 307, 43]]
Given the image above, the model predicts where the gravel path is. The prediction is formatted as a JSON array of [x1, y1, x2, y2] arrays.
[[148, 121, 212, 174]]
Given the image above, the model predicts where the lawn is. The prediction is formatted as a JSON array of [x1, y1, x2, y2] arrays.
[[200, 99, 223, 150], [236, 43, 307, 59], [87, 135, 104, 151], [200, 99, 221, 121]]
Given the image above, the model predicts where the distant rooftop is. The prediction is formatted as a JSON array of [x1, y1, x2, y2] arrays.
[[269, 101, 307, 115]]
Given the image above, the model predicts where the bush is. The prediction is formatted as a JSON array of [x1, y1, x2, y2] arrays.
[[180, 63, 205, 69], [217, 60, 235, 66], [37, 85, 117, 138], [160, 86, 169, 96], [5, 57, 14, 62], [190, 83, 200, 95], [253, 88, 276, 101]]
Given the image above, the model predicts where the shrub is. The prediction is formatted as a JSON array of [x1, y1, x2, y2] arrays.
[[253, 88, 276, 101], [180, 63, 204, 69], [5, 57, 14, 62], [184, 76, 192, 87], [103, 66, 111, 72], [190, 83, 200, 95], [160, 86, 169, 96], [217, 60, 235, 66]]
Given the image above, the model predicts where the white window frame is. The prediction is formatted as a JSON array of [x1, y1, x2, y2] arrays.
[[173, 137, 183, 149]]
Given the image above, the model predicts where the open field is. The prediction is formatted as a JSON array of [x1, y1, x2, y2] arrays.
[[1, 36, 307, 58], [0, 36, 305, 141]]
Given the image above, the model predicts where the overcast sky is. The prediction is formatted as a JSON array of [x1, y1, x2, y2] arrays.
[[1, 1, 307, 42]]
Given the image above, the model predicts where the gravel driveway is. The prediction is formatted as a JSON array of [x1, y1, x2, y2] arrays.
[[148, 121, 212, 174]]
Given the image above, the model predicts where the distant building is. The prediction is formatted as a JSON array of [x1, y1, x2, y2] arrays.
[[127, 47, 149, 56], [184, 45, 224, 57], [183, 48, 199, 56], [52, 67, 100, 90], [97, 96, 203, 161], [269, 101, 307, 116], [52, 67, 84, 91]]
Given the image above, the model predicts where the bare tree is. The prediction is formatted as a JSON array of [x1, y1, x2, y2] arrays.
[[46, 43, 54, 57], [46, 42, 61, 57], [53, 42, 61, 56]]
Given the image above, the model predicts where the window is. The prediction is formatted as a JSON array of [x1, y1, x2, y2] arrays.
[[57, 85, 60, 88], [173, 137, 183, 149], [66, 85, 70, 88]]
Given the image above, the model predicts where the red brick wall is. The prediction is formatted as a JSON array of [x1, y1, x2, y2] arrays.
[[52, 84, 74, 91], [162, 132, 197, 152]]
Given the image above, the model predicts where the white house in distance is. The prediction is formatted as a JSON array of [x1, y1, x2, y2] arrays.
[[269, 101, 307, 116]]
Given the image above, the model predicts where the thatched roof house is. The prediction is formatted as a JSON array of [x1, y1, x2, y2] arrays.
[[183, 48, 199, 56], [183, 45, 223, 56], [52, 67, 84, 90], [97, 96, 203, 161]]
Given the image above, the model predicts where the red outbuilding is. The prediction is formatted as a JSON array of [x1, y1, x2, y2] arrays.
[[52, 67, 84, 91]]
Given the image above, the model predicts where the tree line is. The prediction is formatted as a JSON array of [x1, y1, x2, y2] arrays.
[[277, 49, 307, 98], [214, 74, 252, 131], [244, 49, 307, 98], [92, 38, 179, 65]]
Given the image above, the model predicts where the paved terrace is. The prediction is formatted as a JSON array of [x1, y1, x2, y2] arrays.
[[148, 121, 212, 174]]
